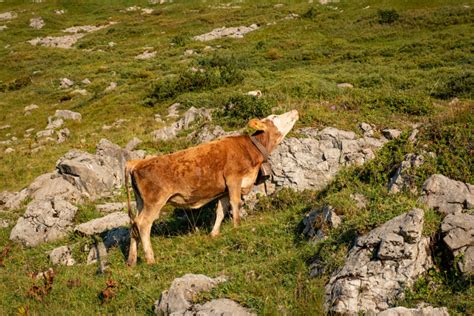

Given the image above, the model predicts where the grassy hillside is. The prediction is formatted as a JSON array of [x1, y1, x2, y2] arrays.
[[0, 0, 472, 315]]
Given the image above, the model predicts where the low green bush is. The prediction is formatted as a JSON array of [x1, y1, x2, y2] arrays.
[[431, 72, 473, 100], [378, 9, 400, 24], [215, 94, 275, 127]]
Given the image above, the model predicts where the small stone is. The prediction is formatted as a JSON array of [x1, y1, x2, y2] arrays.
[[135, 50, 156, 60], [0, 125, 10, 130], [108, 41, 116, 47], [54, 9, 65, 15], [408, 129, 419, 143], [359, 122, 374, 137], [105, 82, 117, 92], [36, 129, 55, 138], [71, 89, 87, 96], [247, 90, 262, 97], [4, 147, 14, 154], [29, 17, 45, 29], [0, 12, 17, 21], [167, 103, 180, 117], [184, 49, 194, 56], [55, 109, 81, 121], [0, 219, 9, 228], [56, 128, 70, 144], [0, 25, 7, 31], [81, 78, 91, 85], [382, 129, 402, 140], [337, 83, 354, 89], [49, 245, 75, 266], [59, 78, 74, 89], [141, 8, 154, 14], [46, 117, 64, 130], [24, 104, 39, 112]]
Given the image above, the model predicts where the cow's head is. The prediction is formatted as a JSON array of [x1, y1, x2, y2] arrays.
[[248, 110, 299, 151]]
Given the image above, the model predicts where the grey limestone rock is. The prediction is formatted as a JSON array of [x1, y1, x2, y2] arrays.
[[0, 189, 28, 210], [55, 109, 81, 121], [28, 172, 82, 202], [10, 197, 78, 247], [419, 174, 474, 215], [376, 305, 449, 316], [186, 298, 255, 316], [49, 245, 75, 266], [75, 211, 130, 236], [193, 24, 259, 41], [155, 274, 227, 315], [325, 208, 433, 315], [441, 212, 474, 276]]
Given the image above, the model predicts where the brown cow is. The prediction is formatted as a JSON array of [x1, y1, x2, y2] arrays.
[[125, 110, 298, 266]]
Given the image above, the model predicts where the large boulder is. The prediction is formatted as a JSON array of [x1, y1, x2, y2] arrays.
[[10, 197, 78, 247], [28, 172, 82, 202], [155, 274, 227, 315], [75, 212, 130, 236], [377, 305, 449, 316], [419, 174, 474, 215], [441, 212, 474, 276], [325, 209, 433, 314], [269, 127, 387, 192]]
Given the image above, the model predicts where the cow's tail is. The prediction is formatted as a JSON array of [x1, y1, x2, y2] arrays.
[[125, 161, 136, 224]]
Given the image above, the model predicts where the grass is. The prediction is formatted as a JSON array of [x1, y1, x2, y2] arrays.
[[0, 0, 473, 314]]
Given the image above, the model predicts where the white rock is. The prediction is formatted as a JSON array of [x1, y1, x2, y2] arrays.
[[0, 25, 7, 31], [193, 24, 259, 41], [135, 50, 156, 60], [47, 117, 64, 130], [247, 90, 262, 97], [337, 82, 354, 89], [55, 109, 82, 121], [29, 17, 45, 29], [0, 12, 17, 21], [59, 78, 74, 88], [105, 82, 117, 92], [4, 147, 14, 154], [71, 89, 87, 96], [24, 104, 39, 112], [74, 212, 130, 236], [54, 9, 65, 15], [81, 78, 91, 85], [49, 245, 76, 266]]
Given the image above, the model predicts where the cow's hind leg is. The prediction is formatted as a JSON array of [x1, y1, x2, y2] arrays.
[[210, 196, 229, 237], [127, 224, 140, 267], [135, 198, 167, 265]]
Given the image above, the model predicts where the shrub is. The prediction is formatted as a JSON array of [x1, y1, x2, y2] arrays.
[[216, 94, 275, 127], [302, 7, 318, 19], [431, 72, 473, 100], [378, 9, 400, 24], [144, 56, 243, 106], [369, 94, 433, 115], [170, 34, 189, 47]]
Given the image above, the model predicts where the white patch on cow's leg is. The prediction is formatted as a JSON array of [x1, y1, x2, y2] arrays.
[[211, 196, 229, 237], [127, 224, 139, 267]]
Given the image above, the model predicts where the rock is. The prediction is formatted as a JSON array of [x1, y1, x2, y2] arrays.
[[46, 117, 64, 130], [75, 212, 130, 236], [187, 125, 230, 144], [269, 127, 387, 192], [135, 50, 156, 60], [167, 103, 181, 117], [59, 78, 74, 88], [419, 174, 474, 215], [102, 118, 127, 130], [4, 147, 14, 154], [125, 137, 142, 151], [382, 129, 402, 140], [441, 212, 474, 276], [56, 128, 70, 143], [359, 122, 374, 137], [325, 209, 432, 315], [246, 90, 262, 97], [153, 107, 212, 141], [96, 202, 128, 213], [36, 129, 55, 138], [86, 240, 108, 268], [10, 197, 78, 247], [155, 274, 227, 315], [63, 23, 116, 34], [71, 89, 87, 96], [155, 113, 164, 123], [54, 9, 65, 15], [193, 24, 259, 41], [28, 172, 82, 202], [81, 78, 91, 85], [55, 109, 81, 121], [0, 219, 9, 228], [388, 154, 425, 194], [184, 49, 194, 56], [24, 104, 39, 112], [29, 17, 45, 29], [0, 124, 10, 130], [408, 129, 419, 143], [105, 82, 117, 92], [49, 245, 75, 266], [0, 12, 17, 21], [377, 305, 449, 316], [337, 83, 354, 89], [142, 8, 154, 14], [0, 25, 6, 31], [284, 13, 300, 20], [190, 298, 255, 316], [303, 205, 341, 242]]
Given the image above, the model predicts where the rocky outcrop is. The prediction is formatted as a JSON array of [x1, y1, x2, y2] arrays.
[[441, 212, 474, 276], [152, 107, 212, 141], [388, 153, 426, 194], [75, 212, 130, 236], [325, 209, 432, 315], [193, 24, 259, 41], [155, 274, 252, 315], [10, 197, 78, 247], [419, 174, 474, 215], [377, 305, 449, 316], [303, 205, 341, 243], [0, 190, 28, 211], [269, 127, 387, 192]]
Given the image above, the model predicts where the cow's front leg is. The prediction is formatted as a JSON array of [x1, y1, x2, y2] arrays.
[[226, 177, 242, 228], [210, 196, 229, 237]]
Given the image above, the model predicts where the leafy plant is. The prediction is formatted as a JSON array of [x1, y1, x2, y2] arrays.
[[378, 9, 400, 24]]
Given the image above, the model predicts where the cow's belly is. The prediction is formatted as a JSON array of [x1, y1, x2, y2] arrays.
[[168, 192, 224, 209]]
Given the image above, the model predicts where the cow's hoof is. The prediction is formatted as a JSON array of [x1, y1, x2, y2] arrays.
[[127, 259, 137, 267], [210, 231, 220, 238], [145, 257, 156, 265]]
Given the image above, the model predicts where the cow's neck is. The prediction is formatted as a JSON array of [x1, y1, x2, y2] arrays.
[[253, 131, 277, 154]]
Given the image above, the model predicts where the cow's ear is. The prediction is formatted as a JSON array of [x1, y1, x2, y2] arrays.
[[248, 119, 267, 131]]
